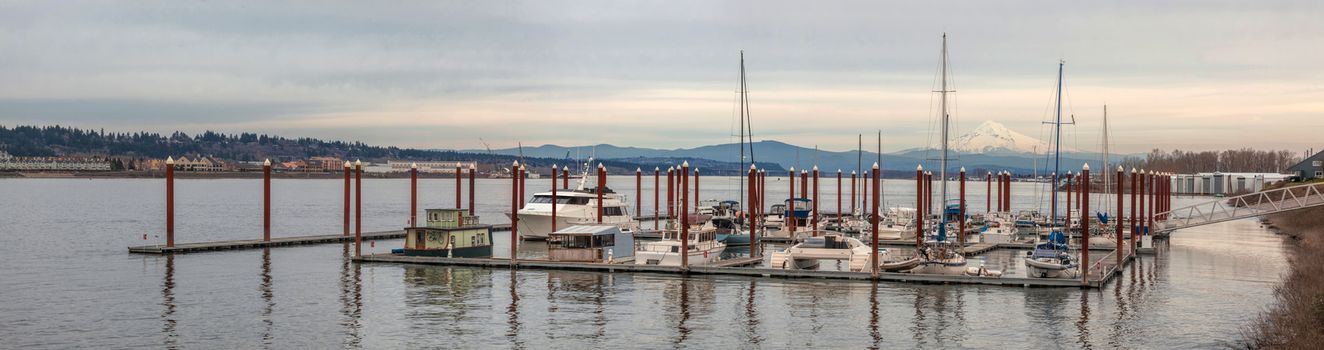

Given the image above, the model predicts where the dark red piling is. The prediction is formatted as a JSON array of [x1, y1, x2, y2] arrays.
[[166, 157, 175, 247], [264, 159, 271, 242], [1116, 166, 1124, 262], [343, 161, 350, 236], [812, 166, 819, 229], [871, 163, 881, 277], [510, 161, 520, 260], [551, 164, 558, 233], [1130, 168, 1137, 249], [959, 167, 966, 245], [410, 163, 417, 227], [681, 161, 690, 269], [468, 164, 476, 216], [1081, 164, 1090, 286], [915, 165, 924, 248], [354, 160, 362, 257], [654, 167, 660, 229]]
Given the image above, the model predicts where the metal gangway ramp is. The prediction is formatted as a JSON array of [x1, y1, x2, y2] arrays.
[[1156, 183, 1324, 234]]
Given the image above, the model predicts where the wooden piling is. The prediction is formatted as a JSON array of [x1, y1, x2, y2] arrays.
[[511, 161, 520, 260], [354, 160, 362, 257], [166, 157, 175, 247], [1081, 164, 1090, 286], [653, 167, 660, 230], [597, 164, 605, 223], [788, 168, 796, 231], [455, 163, 462, 210], [410, 163, 417, 227], [1066, 171, 1073, 223], [469, 164, 476, 216], [915, 165, 923, 248], [1138, 169, 1146, 238], [636, 168, 642, 222], [812, 166, 819, 228], [987, 172, 992, 213], [1116, 166, 1124, 265], [694, 168, 700, 209], [667, 167, 674, 227], [959, 167, 966, 245], [263, 159, 271, 242], [837, 169, 843, 222], [871, 163, 881, 277], [551, 164, 558, 233], [748, 164, 759, 258], [1130, 168, 1138, 249], [850, 171, 857, 216], [343, 161, 350, 236], [681, 161, 690, 269]]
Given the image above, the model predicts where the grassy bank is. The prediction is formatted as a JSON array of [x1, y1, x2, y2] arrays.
[[1246, 203, 1324, 348]]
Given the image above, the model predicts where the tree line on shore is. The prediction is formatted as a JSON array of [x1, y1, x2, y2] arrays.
[[0, 125, 776, 175], [1118, 148, 1301, 174]]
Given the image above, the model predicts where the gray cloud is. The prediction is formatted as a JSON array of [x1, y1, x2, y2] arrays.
[[0, 0, 1321, 153]]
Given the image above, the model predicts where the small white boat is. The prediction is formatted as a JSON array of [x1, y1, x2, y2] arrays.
[[769, 232, 919, 272], [1023, 231, 1079, 278], [635, 219, 726, 266]]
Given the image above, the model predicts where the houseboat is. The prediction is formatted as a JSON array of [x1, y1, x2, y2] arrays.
[[401, 208, 493, 258], [547, 225, 634, 263]]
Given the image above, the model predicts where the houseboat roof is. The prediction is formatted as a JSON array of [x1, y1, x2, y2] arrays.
[[549, 225, 623, 236]]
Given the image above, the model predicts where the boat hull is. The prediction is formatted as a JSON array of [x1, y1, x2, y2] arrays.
[[402, 245, 493, 258], [1023, 258, 1078, 278]]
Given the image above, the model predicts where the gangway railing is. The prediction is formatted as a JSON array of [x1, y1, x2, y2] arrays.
[[1156, 183, 1324, 233]]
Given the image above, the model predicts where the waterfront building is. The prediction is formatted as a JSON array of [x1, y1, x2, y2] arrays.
[[387, 160, 477, 173], [1286, 149, 1324, 180], [0, 151, 112, 171]]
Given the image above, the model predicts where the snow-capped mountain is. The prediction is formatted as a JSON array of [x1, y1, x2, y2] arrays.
[[951, 120, 1054, 154]]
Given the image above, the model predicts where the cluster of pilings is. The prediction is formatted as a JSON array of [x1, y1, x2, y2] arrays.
[[155, 156, 1174, 285]]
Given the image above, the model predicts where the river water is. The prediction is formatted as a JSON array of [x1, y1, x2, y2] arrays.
[[0, 177, 1287, 348]]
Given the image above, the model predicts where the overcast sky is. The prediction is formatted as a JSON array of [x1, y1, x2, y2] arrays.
[[1, 0, 1321, 154]]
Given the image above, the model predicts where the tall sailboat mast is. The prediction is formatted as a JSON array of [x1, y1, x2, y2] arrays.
[[1051, 60, 1064, 221], [938, 33, 952, 232], [1102, 105, 1110, 210], [738, 51, 746, 203]]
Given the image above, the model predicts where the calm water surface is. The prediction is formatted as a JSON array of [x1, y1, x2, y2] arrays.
[[0, 177, 1286, 348]]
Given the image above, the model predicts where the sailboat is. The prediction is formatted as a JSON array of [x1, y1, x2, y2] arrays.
[[1023, 61, 1080, 279], [717, 51, 757, 246], [910, 33, 969, 276]]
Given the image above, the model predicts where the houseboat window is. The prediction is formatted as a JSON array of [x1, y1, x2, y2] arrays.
[[449, 235, 456, 247], [566, 197, 590, 205], [603, 207, 625, 216]]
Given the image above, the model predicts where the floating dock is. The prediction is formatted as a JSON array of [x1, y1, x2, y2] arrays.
[[355, 250, 1131, 288], [128, 230, 405, 254]]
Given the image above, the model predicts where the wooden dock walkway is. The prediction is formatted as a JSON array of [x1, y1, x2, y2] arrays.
[[355, 253, 1109, 288], [128, 230, 405, 254]]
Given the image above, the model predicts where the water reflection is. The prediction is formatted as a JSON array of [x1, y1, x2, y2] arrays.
[[671, 278, 692, 347], [259, 248, 274, 347], [868, 282, 881, 350], [506, 270, 523, 349], [908, 287, 968, 347], [545, 272, 609, 342], [1076, 289, 1091, 348], [740, 280, 763, 346], [160, 254, 178, 349], [338, 243, 362, 347]]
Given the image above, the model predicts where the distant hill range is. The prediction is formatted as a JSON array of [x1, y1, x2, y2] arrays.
[[0, 125, 779, 175], [464, 121, 1127, 176]]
